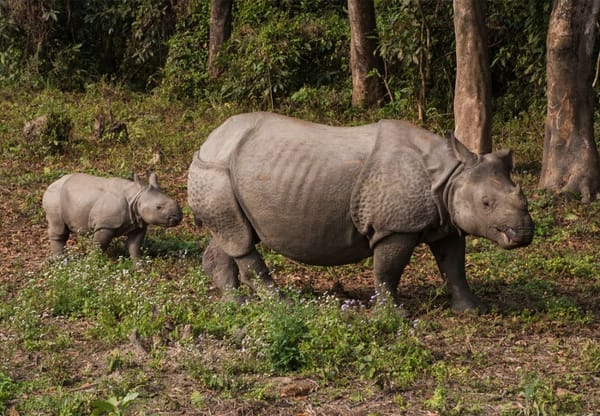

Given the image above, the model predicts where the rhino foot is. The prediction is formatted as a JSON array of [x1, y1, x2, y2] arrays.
[[451, 297, 489, 314]]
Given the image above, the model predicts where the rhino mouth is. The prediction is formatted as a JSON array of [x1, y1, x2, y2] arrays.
[[494, 225, 532, 248], [167, 214, 183, 227]]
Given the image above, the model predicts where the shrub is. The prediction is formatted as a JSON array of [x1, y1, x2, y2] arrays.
[[22, 111, 73, 156], [212, 2, 349, 108], [159, 1, 210, 99]]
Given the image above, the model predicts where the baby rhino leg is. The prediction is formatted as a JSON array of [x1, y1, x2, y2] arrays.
[[93, 229, 116, 253]]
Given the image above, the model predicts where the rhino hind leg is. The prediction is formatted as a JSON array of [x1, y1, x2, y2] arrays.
[[373, 233, 420, 305], [203, 241, 277, 297], [234, 249, 276, 292], [47, 221, 70, 256], [203, 241, 241, 292], [428, 235, 488, 313]]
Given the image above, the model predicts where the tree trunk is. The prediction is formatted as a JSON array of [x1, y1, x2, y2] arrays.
[[208, 0, 233, 79], [348, 0, 385, 107], [539, 0, 600, 202], [452, 0, 492, 154]]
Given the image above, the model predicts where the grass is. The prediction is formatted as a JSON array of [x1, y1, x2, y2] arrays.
[[1, 86, 599, 414]]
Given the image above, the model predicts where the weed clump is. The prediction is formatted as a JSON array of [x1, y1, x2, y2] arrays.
[[23, 111, 73, 156]]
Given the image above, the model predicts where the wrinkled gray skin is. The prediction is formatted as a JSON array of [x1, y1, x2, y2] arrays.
[[43, 172, 183, 258], [188, 112, 534, 312]]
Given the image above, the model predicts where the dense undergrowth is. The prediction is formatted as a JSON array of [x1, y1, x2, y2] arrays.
[[1, 86, 599, 415]]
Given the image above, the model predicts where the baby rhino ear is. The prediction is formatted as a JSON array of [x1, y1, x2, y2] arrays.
[[148, 171, 160, 188], [132, 172, 148, 187], [495, 149, 513, 172]]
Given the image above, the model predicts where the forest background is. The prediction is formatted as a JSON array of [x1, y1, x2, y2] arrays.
[[0, 0, 554, 122]]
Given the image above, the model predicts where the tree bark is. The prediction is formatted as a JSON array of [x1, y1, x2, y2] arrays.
[[452, 0, 492, 154], [539, 0, 600, 202], [348, 0, 385, 107], [208, 0, 233, 79]]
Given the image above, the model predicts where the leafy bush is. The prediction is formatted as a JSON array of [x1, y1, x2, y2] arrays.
[[22, 111, 74, 156], [214, 7, 349, 108], [0, 0, 177, 90], [488, 0, 550, 118], [39, 111, 73, 155], [263, 298, 310, 372], [159, 1, 210, 99], [376, 0, 455, 118]]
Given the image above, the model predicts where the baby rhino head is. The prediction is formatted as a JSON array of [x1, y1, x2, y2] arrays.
[[448, 134, 534, 249], [135, 173, 183, 227]]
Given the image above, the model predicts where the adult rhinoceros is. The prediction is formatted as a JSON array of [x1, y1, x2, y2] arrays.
[[187, 112, 533, 312]]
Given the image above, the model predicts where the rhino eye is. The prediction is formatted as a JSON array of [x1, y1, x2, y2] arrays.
[[482, 197, 493, 210], [156, 205, 163, 210]]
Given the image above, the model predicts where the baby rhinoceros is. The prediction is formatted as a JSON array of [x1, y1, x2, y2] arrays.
[[43, 172, 183, 258]]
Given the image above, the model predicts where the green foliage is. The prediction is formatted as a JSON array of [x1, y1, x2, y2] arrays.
[[0, 0, 177, 89], [518, 372, 583, 416], [9, 250, 206, 345], [92, 391, 139, 416], [0, 371, 16, 412], [264, 298, 309, 372], [159, 2, 210, 99], [214, 5, 349, 108], [35, 111, 74, 156], [376, 0, 455, 117], [16, 391, 90, 415], [0, 0, 562, 119], [488, 0, 551, 118], [239, 292, 432, 386]]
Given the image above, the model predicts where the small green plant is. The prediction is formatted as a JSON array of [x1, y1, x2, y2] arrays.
[[424, 385, 447, 412], [190, 391, 205, 408], [519, 372, 582, 415], [0, 371, 16, 412], [92, 391, 139, 416], [264, 298, 309, 372]]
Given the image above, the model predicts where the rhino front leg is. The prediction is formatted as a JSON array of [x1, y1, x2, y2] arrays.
[[373, 233, 420, 305], [428, 234, 487, 313], [125, 228, 147, 259]]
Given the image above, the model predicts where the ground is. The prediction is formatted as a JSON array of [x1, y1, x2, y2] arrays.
[[1, 89, 599, 415]]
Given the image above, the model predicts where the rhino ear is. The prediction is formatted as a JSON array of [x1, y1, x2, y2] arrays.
[[133, 172, 148, 187], [495, 149, 513, 172], [447, 131, 477, 165], [148, 172, 160, 188]]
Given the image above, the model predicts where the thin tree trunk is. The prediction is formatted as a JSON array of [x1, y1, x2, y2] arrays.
[[208, 0, 233, 79], [539, 0, 600, 202], [348, 0, 385, 107], [453, 0, 492, 154]]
